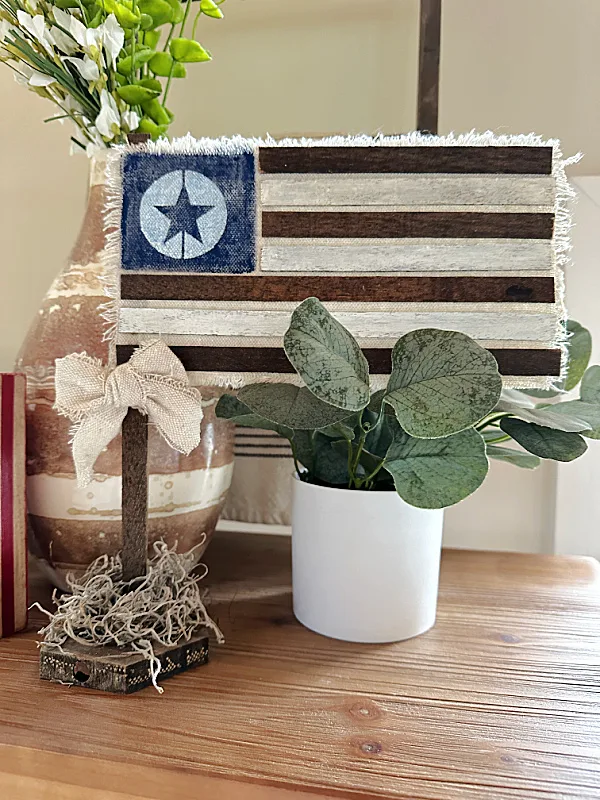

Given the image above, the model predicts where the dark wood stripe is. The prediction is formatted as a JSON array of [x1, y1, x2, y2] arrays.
[[117, 346, 561, 376], [261, 212, 554, 239], [258, 147, 553, 175], [121, 275, 555, 304]]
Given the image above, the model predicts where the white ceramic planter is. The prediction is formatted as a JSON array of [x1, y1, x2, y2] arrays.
[[291, 477, 444, 643]]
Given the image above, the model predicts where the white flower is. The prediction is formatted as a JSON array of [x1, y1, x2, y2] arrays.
[[95, 89, 120, 140], [80, 124, 106, 157], [0, 19, 14, 42], [50, 25, 77, 55], [29, 69, 55, 86], [121, 109, 140, 133], [13, 62, 54, 87], [64, 55, 100, 82], [16, 11, 55, 54], [65, 12, 102, 55], [99, 14, 124, 69], [52, 8, 75, 31]]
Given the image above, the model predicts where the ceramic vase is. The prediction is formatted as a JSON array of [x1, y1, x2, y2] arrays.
[[291, 477, 444, 643], [16, 154, 235, 581]]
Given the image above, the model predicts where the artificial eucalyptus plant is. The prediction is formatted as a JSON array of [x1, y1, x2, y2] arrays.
[[0, 0, 225, 152], [216, 298, 599, 509]]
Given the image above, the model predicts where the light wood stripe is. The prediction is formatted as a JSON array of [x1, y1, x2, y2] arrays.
[[259, 239, 554, 273], [258, 146, 554, 175], [117, 345, 562, 376], [118, 307, 558, 342], [120, 275, 555, 304], [261, 212, 554, 239], [260, 174, 555, 208]]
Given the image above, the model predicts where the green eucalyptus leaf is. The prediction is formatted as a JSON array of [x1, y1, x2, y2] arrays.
[[524, 320, 592, 397], [383, 427, 489, 509], [117, 48, 156, 75], [580, 365, 600, 404], [283, 297, 370, 412], [563, 320, 592, 391], [149, 51, 185, 77], [310, 434, 351, 485], [291, 430, 314, 471], [499, 418, 587, 461], [170, 37, 212, 62], [549, 400, 600, 440], [164, 0, 184, 23], [88, 8, 103, 26], [215, 394, 293, 439], [113, 3, 141, 28], [140, 13, 155, 29], [138, 0, 173, 26], [497, 388, 536, 409], [367, 389, 386, 414], [364, 413, 395, 458], [137, 117, 169, 139], [495, 400, 590, 432], [143, 30, 161, 49], [140, 98, 171, 125], [238, 383, 355, 430], [385, 329, 502, 438], [138, 76, 162, 92], [117, 84, 160, 104], [318, 419, 357, 441], [486, 444, 541, 469], [200, 0, 224, 18]]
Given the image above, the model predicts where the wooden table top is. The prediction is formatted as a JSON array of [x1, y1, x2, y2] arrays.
[[0, 532, 599, 800]]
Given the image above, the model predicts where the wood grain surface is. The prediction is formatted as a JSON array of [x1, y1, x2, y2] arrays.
[[258, 147, 554, 175], [121, 408, 148, 580], [116, 345, 563, 377], [120, 274, 556, 304], [417, 0, 442, 134], [0, 532, 598, 799], [261, 211, 555, 239]]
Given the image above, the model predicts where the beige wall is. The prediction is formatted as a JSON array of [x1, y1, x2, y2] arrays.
[[1, 0, 599, 552]]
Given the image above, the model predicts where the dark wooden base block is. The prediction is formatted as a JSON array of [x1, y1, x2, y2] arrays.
[[39, 631, 209, 694]]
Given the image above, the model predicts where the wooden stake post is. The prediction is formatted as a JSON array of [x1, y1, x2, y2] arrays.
[[417, 0, 441, 134], [121, 408, 149, 581]]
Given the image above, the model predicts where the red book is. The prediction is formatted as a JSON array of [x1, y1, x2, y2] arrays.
[[0, 374, 27, 637]]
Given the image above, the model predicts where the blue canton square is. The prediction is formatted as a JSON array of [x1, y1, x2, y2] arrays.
[[121, 152, 256, 273]]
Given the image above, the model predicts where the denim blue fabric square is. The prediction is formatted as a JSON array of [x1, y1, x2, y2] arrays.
[[121, 152, 256, 273]]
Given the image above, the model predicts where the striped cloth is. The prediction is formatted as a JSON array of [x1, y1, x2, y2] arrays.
[[0, 374, 27, 638], [103, 132, 575, 526]]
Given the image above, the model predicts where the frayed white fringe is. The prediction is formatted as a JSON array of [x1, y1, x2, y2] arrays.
[[101, 131, 581, 389]]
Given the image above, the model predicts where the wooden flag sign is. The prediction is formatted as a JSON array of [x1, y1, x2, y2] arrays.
[[105, 133, 574, 390]]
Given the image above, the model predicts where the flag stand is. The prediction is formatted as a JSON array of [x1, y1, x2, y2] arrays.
[[40, 1, 443, 691], [39, 134, 210, 693]]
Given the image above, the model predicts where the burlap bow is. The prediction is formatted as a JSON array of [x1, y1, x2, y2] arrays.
[[54, 340, 203, 487]]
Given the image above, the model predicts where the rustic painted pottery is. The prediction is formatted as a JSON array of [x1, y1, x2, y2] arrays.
[[16, 154, 234, 579]]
